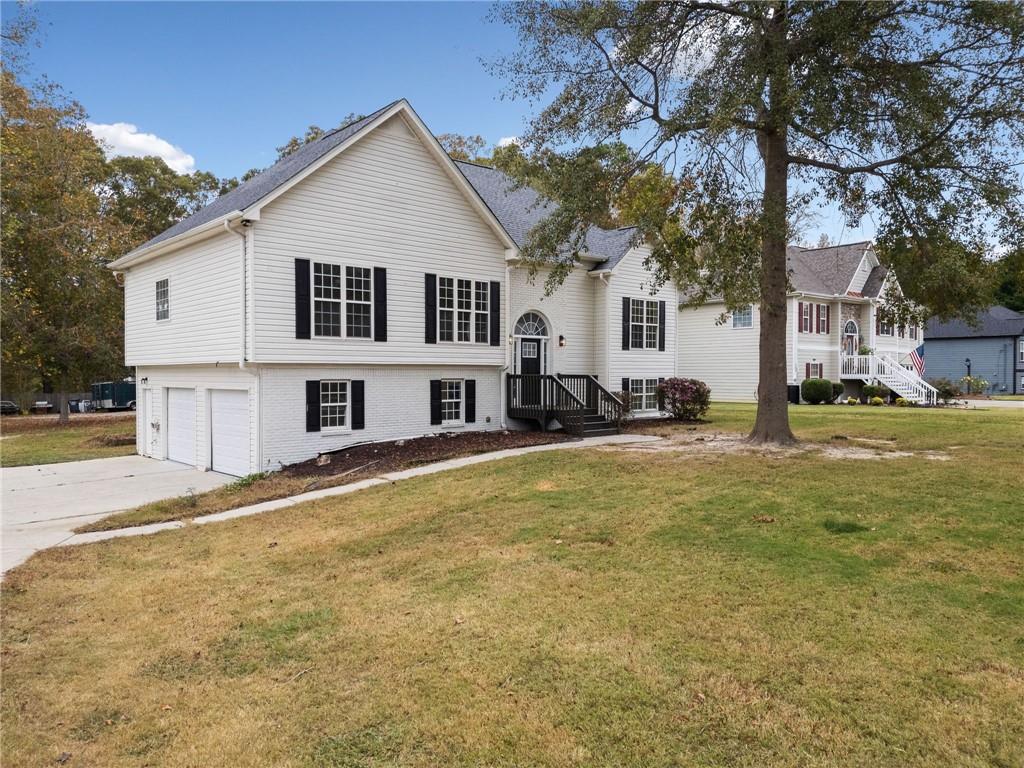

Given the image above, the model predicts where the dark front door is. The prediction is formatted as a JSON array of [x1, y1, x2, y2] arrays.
[[519, 338, 542, 375]]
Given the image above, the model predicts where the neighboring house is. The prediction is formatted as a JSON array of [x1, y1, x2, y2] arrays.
[[676, 242, 935, 403], [924, 306, 1024, 394], [108, 100, 676, 476]]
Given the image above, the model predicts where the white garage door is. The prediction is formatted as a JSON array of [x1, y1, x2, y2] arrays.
[[166, 388, 196, 466], [211, 389, 250, 477]]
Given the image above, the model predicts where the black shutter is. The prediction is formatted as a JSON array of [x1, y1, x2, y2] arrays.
[[622, 296, 631, 350], [465, 379, 476, 423], [622, 377, 630, 393], [351, 380, 365, 430], [295, 259, 311, 339], [429, 379, 442, 425], [489, 281, 500, 346], [305, 380, 320, 432], [658, 300, 666, 351], [373, 268, 387, 342], [425, 273, 437, 344], [658, 377, 666, 409]]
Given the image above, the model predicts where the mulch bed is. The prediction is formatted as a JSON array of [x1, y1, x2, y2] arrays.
[[281, 430, 572, 481]]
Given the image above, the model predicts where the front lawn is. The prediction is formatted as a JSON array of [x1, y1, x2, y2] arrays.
[[2, 404, 1022, 766], [0, 413, 136, 466]]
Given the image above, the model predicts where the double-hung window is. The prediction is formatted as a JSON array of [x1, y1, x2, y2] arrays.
[[630, 378, 659, 411], [345, 266, 372, 338], [313, 262, 373, 338], [320, 380, 348, 429], [732, 305, 753, 328], [630, 298, 659, 349], [801, 302, 812, 333], [474, 282, 489, 343], [438, 276, 488, 343], [879, 318, 893, 336], [816, 304, 829, 334], [1018, 338, 1023, 363], [441, 379, 463, 424], [909, 325, 918, 341], [155, 279, 170, 321], [807, 362, 823, 379], [313, 262, 343, 337]]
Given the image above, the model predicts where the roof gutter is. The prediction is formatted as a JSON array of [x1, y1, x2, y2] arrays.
[[107, 211, 245, 271]]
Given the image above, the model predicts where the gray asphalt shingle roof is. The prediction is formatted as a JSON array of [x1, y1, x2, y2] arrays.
[[925, 305, 1024, 339], [785, 241, 872, 295], [125, 101, 400, 256], [454, 160, 638, 267]]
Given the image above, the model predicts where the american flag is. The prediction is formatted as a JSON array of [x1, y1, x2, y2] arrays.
[[908, 344, 925, 376]]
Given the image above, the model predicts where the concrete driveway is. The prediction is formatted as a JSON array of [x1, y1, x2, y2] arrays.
[[1, 456, 231, 575]]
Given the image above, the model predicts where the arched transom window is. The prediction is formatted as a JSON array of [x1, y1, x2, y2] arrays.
[[844, 320, 858, 335], [514, 312, 549, 337]]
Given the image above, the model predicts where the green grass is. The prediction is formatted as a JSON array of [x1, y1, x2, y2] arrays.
[[0, 414, 136, 466], [2, 404, 1023, 766]]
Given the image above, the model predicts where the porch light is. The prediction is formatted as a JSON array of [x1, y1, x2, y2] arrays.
[[558, 335, 566, 348]]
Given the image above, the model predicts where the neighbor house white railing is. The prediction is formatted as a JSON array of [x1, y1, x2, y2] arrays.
[[840, 354, 938, 405]]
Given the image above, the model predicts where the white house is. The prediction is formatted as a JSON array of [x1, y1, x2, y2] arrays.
[[109, 100, 677, 476], [676, 241, 936, 404]]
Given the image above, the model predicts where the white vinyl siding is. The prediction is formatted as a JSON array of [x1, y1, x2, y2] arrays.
[[605, 246, 677, 385], [124, 229, 241, 365], [252, 114, 505, 365], [678, 302, 760, 401]]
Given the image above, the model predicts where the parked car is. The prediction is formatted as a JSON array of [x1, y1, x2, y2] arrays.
[[0, 400, 20, 415]]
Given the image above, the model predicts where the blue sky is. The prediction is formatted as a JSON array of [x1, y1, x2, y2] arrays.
[[8, 1, 870, 243]]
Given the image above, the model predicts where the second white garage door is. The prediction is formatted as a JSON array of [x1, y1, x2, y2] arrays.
[[210, 389, 250, 477], [166, 388, 196, 466]]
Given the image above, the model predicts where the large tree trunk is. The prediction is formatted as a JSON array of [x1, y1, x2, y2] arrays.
[[749, 131, 796, 444], [749, 3, 796, 445], [57, 391, 70, 425]]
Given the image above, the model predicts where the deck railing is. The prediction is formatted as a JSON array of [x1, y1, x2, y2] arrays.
[[839, 354, 937, 405], [506, 374, 588, 435], [556, 374, 626, 425]]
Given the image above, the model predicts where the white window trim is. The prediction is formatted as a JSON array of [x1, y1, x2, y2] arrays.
[[310, 259, 374, 341], [732, 305, 753, 329], [437, 275, 489, 345], [630, 298, 659, 350], [155, 278, 170, 322], [629, 378, 660, 412], [319, 379, 350, 434], [816, 303, 829, 335], [807, 362, 824, 379], [1018, 338, 1024, 363], [440, 378, 464, 426], [800, 302, 812, 333]]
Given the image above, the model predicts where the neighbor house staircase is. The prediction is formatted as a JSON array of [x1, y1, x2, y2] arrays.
[[506, 374, 625, 436], [841, 354, 938, 405]]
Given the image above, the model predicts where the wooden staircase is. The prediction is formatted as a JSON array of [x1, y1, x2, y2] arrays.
[[506, 374, 626, 436]]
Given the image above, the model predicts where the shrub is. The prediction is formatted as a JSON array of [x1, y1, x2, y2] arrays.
[[929, 377, 961, 404], [612, 390, 633, 428], [659, 378, 711, 421], [846, 397, 858, 405], [800, 377, 833, 404], [870, 396, 885, 406], [862, 383, 891, 400], [959, 375, 990, 395], [831, 382, 845, 402], [895, 397, 909, 407]]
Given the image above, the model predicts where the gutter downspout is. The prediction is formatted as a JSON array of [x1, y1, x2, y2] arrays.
[[597, 272, 611, 383], [500, 263, 513, 428], [224, 220, 249, 370]]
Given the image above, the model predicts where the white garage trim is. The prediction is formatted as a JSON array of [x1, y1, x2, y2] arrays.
[[166, 387, 196, 466], [209, 388, 251, 477]]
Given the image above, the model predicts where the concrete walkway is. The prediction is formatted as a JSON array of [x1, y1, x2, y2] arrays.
[[1, 456, 232, 574], [959, 398, 1024, 409], [57, 433, 661, 551]]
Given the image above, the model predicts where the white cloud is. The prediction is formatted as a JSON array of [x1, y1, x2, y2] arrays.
[[87, 122, 196, 174], [497, 136, 519, 147]]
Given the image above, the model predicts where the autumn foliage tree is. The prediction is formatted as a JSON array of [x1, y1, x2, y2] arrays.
[[493, 1, 1024, 443]]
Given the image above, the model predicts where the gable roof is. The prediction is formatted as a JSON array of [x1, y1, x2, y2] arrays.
[[454, 160, 638, 268], [128, 102, 398, 256], [925, 305, 1024, 339], [110, 100, 516, 268], [785, 241, 873, 295]]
